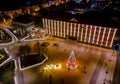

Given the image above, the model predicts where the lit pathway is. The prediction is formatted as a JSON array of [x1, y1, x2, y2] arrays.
[[89, 52, 106, 84], [112, 51, 120, 84]]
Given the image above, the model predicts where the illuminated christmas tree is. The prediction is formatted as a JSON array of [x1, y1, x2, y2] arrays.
[[66, 50, 77, 70]]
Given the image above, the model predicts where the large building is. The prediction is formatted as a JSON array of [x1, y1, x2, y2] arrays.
[[42, 18, 117, 48]]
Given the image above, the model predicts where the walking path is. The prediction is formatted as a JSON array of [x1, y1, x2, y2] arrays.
[[112, 51, 120, 84], [90, 52, 106, 84]]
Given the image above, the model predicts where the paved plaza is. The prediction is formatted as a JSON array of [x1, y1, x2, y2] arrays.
[[20, 37, 117, 84]]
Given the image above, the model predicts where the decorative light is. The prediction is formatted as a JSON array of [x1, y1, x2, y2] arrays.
[[96, 26, 101, 44], [110, 29, 117, 47], [81, 25, 83, 41], [105, 28, 111, 46], [54, 64, 61, 69], [88, 25, 92, 43], [100, 27, 106, 46]]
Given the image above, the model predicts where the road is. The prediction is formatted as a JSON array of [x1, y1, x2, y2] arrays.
[[112, 51, 120, 84], [89, 52, 106, 84]]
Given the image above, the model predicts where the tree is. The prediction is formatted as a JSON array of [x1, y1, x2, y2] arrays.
[[24, 44, 31, 56], [34, 41, 41, 55], [18, 45, 26, 56], [18, 44, 31, 56], [66, 50, 77, 70]]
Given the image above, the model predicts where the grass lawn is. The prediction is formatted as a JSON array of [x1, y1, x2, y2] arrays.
[[0, 60, 15, 84], [0, 49, 9, 64]]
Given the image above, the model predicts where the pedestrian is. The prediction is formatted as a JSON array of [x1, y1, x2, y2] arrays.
[[84, 71, 87, 74], [50, 74, 52, 79], [84, 66, 86, 70], [61, 78, 64, 84], [49, 79, 52, 84], [105, 63, 107, 66], [68, 68, 70, 71], [42, 70, 44, 72]]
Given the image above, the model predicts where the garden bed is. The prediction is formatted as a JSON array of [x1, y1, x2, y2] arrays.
[[20, 54, 46, 68]]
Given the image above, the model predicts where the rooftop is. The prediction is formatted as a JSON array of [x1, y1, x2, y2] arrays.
[[13, 14, 35, 24], [41, 9, 119, 28]]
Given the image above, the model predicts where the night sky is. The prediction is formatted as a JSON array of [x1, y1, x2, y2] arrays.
[[0, 0, 119, 11], [0, 0, 45, 10], [0, 0, 23, 10]]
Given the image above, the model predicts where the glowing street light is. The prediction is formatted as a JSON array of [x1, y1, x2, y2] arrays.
[[54, 64, 61, 69]]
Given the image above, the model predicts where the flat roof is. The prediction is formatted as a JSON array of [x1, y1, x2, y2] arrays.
[[13, 14, 35, 24], [41, 10, 119, 28]]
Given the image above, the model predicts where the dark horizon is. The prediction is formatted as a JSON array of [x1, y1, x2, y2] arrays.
[[0, 0, 119, 11]]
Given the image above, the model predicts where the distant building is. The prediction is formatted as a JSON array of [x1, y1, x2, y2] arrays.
[[42, 17, 117, 48], [48, 0, 71, 6]]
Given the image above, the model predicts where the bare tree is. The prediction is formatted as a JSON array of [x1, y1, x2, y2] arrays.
[[24, 44, 31, 56], [18, 44, 31, 56], [34, 41, 41, 55]]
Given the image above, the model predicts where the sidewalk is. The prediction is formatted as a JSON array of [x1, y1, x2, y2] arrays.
[[96, 51, 117, 84]]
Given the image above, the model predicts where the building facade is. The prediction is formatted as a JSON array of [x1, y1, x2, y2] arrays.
[[42, 18, 117, 48]]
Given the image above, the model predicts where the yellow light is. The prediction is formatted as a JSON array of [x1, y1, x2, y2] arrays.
[[50, 64, 54, 67], [54, 64, 61, 69], [64, 21, 66, 38], [44, 67, 48, 70], [70, 23, 72, 36], [45, 19, 47, 29], [48, 19, 51, 34], [51, 20, 53, 35], [77, 24, 80, 40], [67, 22, 69, 36], [105, 28, 111, 46], [73, 23, 76, 37], [92, 26, 96, 44], [45, 64, 53, 69], [60, 21, 62, 37], [81, 25, 83, 41], [88, 25, 92, 43], [84, 25, 88, 42], [57, 21, 59, 36], [96, 26, 101, 44], [110, 29, 117, 47], [54, 20, 56, 36]]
